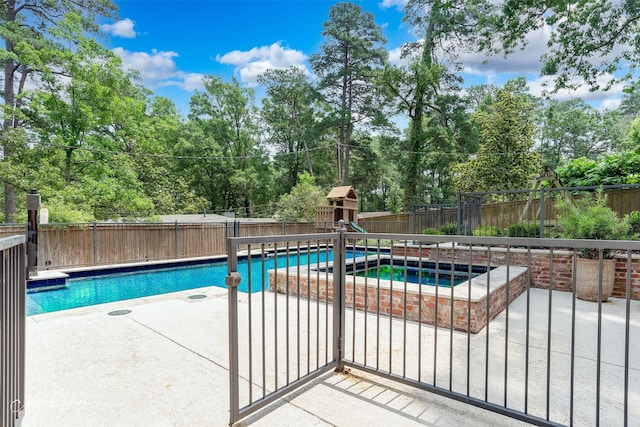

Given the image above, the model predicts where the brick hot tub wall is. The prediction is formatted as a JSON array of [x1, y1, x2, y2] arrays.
[[393, 244, 640, 300], [269, 260, 528, 334]]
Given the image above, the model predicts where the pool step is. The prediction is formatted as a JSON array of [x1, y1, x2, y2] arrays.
[[28, 271, 69, 292]]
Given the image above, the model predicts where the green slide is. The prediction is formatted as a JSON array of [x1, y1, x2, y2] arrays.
[[349, 222, 367, 233]]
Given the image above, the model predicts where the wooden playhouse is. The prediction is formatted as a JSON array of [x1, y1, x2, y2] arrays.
[[315, 186, 360, 231]]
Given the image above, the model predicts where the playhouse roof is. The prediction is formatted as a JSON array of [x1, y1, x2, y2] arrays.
[[326, 186, 357, 200]]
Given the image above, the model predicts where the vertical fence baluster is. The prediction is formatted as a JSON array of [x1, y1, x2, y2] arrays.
[[546, 248, 554, 421]]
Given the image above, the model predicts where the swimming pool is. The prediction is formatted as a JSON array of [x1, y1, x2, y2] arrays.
[[27, 248, 369, 315]]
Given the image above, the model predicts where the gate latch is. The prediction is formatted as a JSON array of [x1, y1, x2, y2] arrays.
[[226, 271, 242, 288]]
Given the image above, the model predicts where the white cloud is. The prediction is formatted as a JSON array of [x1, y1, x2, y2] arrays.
[[526, 74, 626, 104], [388, 46, 406, 66], [379, 0, 407, 10], [181, 73, 206, 91], [459, 26, 551, 76], [216, 42, 309, 86], [600, 98, 622, 111], [101, 19, 136, 38], [112, 47, 205, 91]]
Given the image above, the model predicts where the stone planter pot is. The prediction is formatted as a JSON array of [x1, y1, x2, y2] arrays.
[[575, 258, 616, 302]]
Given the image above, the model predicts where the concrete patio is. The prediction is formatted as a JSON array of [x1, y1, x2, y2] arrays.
[[23, 285, 639, 426]]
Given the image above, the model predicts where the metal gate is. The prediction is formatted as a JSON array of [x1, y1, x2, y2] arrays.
[[228, 229, 637, 426], [226, 232, 345, 425], [1, 235, 26, 427]]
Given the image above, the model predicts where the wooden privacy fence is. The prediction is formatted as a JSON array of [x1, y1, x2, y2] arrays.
[[370, 185, 640, 235], [0, 221, 316, 271]]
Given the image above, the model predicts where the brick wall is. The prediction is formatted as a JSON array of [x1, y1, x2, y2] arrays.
[[394, 245, 640, 300], [270, 267, 527, 334]]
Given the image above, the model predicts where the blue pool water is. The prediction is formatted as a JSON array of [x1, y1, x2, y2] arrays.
[[27, 248, 368, 315]]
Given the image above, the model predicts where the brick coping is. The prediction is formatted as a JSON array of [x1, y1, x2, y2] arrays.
[[336, 256, 527, 302]]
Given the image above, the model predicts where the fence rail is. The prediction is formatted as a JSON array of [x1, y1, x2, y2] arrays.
[[1, 235, 26, 427], [229, 230, 639, 426]]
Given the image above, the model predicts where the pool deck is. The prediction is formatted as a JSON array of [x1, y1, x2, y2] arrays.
[[24, 286, 639, 426]]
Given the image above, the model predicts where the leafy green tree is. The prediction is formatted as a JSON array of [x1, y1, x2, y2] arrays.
[[310, 2, 388, 186], [258, 67, 324, 193], [452, 82, 540, 192], [380, 0, 488, 209], [484, 0, 640, 92], [181, 76, 273, 216], [619, 90, 640, 117], [349, 132, 382, 211], [558, 153, 640, 187], [133, 97, 209, 214], [1, 0, 116, 222], [540, 99, 608, 169], [274, 172, 326, 222], [23, 17, 155, 220]]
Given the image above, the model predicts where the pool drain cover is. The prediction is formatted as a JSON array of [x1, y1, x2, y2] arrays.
[[188, 294, 207, 300], [108, 309, 131, 316]]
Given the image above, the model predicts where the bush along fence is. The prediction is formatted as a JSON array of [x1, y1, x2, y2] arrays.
[[409, 183, 640, 237]]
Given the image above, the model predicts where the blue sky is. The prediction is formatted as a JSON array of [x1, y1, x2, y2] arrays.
[[99, 0, 625, 120]]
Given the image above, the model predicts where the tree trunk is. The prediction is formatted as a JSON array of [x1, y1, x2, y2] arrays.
[[2, 1, 18, 222], [404, 2, 438, 211]]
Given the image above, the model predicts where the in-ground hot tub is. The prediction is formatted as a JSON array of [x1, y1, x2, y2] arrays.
[[270, 255, 528, 333]]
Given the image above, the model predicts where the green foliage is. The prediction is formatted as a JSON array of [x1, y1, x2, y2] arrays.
[[544, 225, 563, 239], [389, 0, 487, 209], [310, 2, 388, 185], [557, 152, 640, 187], [507, 222, 541, 238], [440, 223, 458, 235], [385, 183, 405, 214], [452, 80, 540, 193], [274, 172, 326, 222], [1, 0, 117, 221], [624, 211, 640, 236], [472, 226, 503, 237], [258, 67, 324, 194], [558, 190, 630, 258], [539, 100, 609, 169], [181, 76, 271, 217], [485, 0, 640, 92], [42, 196, 95, 223], [422, 227, 442, 235]]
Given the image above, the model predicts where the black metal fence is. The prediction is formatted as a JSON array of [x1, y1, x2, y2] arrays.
[[1, 235, 26, 427], [228, 229, 639, 426]]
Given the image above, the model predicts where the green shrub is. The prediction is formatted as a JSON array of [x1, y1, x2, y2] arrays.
[[558, 190, 630, 258], [422, 227, 442, 235], [439, 223, 458, 235], [624, 210, 640, 235], [472, 225, 503, 237], [544, 225, 563, 239], [507, 222, 541, 237]]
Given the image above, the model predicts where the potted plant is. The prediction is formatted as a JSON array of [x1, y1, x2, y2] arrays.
[[558, 190, 630, 301]]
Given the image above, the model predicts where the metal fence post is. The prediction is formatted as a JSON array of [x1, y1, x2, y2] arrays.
[[333, 219, 346, 372], [226, 236, 242, 425], [539, 188, 545, 238], [412, 205, 417, 235], [26, 190, 40, 276], [457, 192, 462, 235]]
